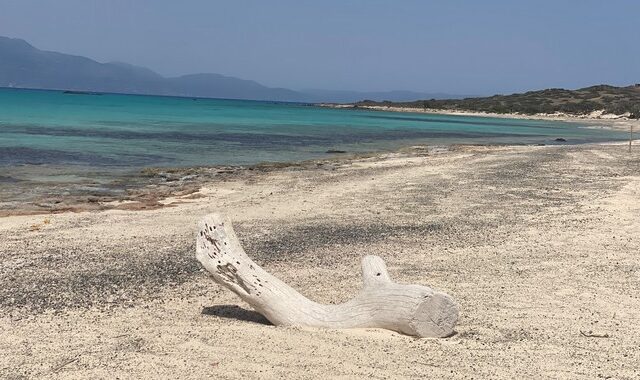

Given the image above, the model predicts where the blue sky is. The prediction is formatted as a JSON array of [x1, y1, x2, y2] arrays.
[[1, 0, 638, 95]]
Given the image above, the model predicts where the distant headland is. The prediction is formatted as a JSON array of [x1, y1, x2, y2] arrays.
[[322, 84, 640, 121]]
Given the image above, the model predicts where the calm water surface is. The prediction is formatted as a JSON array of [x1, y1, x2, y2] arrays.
[[0, 88, 628, 175]]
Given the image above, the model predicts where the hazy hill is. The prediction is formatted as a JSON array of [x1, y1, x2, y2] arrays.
[[0, 36, 453, 103], [356, 85, 640, 117], [0, 37, 170, 94], [166, 73, 305, 101], [0, 36, 307, 101]]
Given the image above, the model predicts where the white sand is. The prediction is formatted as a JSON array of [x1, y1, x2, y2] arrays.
[[1, 144, 639, 379]]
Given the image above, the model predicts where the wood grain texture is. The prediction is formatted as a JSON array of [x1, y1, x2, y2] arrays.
[[196, 213, 459, 338]]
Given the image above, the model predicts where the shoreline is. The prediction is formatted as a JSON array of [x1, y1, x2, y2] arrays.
[[2, 139, 637, 217], [317, 103, 640, 132], [1, 142, 638, 378], [0, 145, 447, 217]]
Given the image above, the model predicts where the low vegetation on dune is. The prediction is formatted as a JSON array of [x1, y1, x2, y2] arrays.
[[356, 84, 640, 117]]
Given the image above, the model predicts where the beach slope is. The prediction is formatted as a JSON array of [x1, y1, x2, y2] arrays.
[[1, 144, 639, 379]]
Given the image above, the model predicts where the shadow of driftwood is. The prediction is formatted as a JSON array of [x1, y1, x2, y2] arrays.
[[202, 304, 272, 325]]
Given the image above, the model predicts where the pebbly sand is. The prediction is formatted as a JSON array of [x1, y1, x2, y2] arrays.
[[1, 143, 639, 379]]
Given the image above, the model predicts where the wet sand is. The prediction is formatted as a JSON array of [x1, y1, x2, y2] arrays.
[[0, 158, 355, 216], [1, 143, 639, 379]]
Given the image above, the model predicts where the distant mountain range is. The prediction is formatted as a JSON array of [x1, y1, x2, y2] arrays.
[[302, 89, 466, 103], [0, 36, 460, 103]]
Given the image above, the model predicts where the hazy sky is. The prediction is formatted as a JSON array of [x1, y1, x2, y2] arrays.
[[1, 0, 638, 95]]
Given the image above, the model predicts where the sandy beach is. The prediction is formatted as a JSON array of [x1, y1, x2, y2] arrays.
[[0, 142, 638, 379]]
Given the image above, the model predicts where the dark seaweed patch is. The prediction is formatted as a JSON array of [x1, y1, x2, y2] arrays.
[[3, 125, 538, 148], [0, 146, 167, 166], [0, 175, 21, 183]]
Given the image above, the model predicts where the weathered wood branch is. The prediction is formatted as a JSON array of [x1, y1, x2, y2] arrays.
[[196, 213, 459, 338]]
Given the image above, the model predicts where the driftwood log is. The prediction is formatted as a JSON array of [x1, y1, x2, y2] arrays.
[[196, 214, 459, 338]]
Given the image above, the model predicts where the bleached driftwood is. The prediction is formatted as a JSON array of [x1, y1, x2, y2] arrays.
[[196, 214, 459, 338]]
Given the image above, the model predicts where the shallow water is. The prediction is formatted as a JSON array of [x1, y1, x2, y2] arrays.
[[0, 88, 628, 171]]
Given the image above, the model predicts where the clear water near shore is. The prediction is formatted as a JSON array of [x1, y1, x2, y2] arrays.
[[0, 87, 629, 174]]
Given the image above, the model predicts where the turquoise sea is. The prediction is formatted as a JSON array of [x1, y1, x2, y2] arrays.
[[0, 87, 629, 173]]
